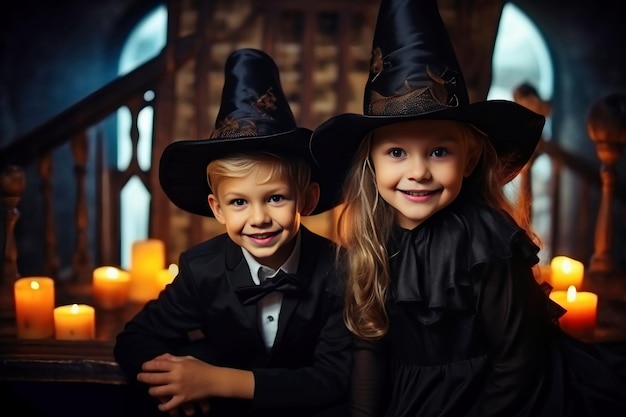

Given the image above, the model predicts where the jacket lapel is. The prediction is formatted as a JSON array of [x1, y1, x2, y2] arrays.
[[224, 239, 264, 343]]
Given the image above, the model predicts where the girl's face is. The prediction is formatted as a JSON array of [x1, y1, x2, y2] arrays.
[[207, 161, 302, 270], [370, 119, 477, 230]]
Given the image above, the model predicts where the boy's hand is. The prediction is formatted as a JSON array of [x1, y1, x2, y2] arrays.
[[139, 352, 255, 410], [139, 353, 214, 413]]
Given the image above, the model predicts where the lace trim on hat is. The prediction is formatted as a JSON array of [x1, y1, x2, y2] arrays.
[[368, 62, 460, 116]]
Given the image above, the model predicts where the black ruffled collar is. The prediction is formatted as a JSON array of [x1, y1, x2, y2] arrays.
[[387, 198, 539, 314]]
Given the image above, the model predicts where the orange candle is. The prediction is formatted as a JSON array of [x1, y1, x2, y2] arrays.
[[54, 304, 95, 340], [156, 263, 178, 292], [549, 285, 597, 340], [14, 277, 55, 339], [550, 256, 584, 290], [93, 266, 131, 309], [129, 239, 165, 302]]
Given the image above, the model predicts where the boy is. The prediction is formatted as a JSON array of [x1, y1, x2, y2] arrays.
[[114, 48, 350, 417]]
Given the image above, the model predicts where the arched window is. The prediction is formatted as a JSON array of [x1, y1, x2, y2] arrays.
[[489, 3, 554, 264], [489, 3, 553, 135], [117, 5, 167, 268]]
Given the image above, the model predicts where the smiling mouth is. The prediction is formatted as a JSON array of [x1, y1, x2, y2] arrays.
[[401, 189, 437, 196], [248, 231, 279, 239]]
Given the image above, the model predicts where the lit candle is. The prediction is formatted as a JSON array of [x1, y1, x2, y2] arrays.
[[549, 256, 584, 290], [14, 277, 55, 339], [549, 285, 597, 340], [129, 239, 165, 302], [54, 304, 96, 340], [156, 263, 178, 292], [92, 266, 131, 310]]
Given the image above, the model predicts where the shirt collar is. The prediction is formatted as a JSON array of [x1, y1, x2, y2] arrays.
[[241, 232, 301, 285]]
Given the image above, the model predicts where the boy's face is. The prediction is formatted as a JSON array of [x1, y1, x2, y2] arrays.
[[207, 161, 302, 270]]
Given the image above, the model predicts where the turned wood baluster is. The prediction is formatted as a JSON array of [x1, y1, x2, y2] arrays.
[[38, 154, 60, 278], [1, 165, 25, 284], [586, 93, 626, 275], [71, 130, 91, 282]]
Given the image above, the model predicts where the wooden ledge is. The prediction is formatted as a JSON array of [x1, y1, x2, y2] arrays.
[[0, 337, 124, 384], [0, 282, 144, 385]]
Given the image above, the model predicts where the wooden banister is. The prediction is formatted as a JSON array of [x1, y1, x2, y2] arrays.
[[0, 33, 199, 284], [0, 33, 199, 168]]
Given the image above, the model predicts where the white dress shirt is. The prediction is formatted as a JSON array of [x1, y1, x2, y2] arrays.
[[241, 233, 301, 350]]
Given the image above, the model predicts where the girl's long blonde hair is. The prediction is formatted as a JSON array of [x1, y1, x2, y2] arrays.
[[338, 121, 537, 340]]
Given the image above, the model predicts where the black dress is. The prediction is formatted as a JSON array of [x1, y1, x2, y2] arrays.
[[351, 197, 626, 417]]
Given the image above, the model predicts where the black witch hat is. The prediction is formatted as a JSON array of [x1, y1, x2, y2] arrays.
[[309, 0, 545, 207], [159, 48, 334, 216]]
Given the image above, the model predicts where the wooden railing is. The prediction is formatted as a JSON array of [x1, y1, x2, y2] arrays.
[[0, 33, 199, 285], [517, 93, 626, 283]]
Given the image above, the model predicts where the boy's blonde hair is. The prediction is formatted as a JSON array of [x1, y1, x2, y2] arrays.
[[207, 151, 312, 206], [338, 121, 537, 340]]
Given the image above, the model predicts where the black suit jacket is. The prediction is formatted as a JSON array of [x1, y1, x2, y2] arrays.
[[114, 227, 352, 417]]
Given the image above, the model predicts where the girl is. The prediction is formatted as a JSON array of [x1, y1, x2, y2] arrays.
[[309, 0, 626, 416]]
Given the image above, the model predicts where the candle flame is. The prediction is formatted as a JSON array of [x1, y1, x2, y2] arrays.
[[29, 280, 40, 290], [104, 266, 119, 280], [71, 303, 79, 314], [566, 285, 577, 302], [562, 259, 573, 274]]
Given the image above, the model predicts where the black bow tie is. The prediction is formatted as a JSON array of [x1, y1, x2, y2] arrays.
[[235, 270, 303, 306]]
